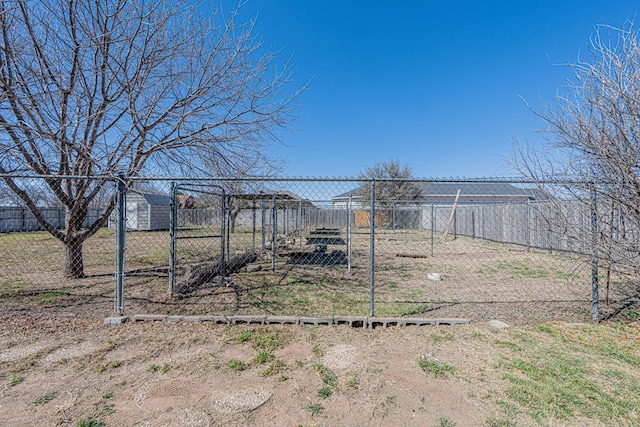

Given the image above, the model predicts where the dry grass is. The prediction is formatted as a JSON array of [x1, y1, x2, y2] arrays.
[[0, 226, 632, 324]]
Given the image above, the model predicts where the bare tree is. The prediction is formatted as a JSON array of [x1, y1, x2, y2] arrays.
[[357, 160, 423, 206], [516, 22, 640, 295], [0, 0, 301, 278]]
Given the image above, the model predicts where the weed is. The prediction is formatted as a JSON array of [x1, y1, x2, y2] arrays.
[[253, 350, 274, 364], [9, 373, 23, 386], [101, 404, 116, 415], [311, 345, 323, 358], [429, 332, 454, 343], [110, 360, 121, 368], [418, 357, 455, 378], [304, 402, 324, 417], [432, 417, 455, 427], [278, 374, 289, 382], [386, 395, 397, 405], [226, 359, 248, 371], [75, 418, 104, 427], [160, 364, 172, 373], [312, 363, 338, 389], [147, 364, 159, 372], [32, 390, 56, 406], [345, 376, 360, 390], [259, 359, 285, 377], [295, 360, 304, 367], [493, 340, 522, 352], [317, 386, 333, 398], [486, 419, 518, 427], [102, 391, 113, 399]]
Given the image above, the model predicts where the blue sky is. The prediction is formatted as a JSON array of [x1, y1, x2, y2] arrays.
[[241, 1, 638, 178]]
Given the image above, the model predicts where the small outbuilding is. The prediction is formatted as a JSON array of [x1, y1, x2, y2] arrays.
[[109, 191, 172, 231]]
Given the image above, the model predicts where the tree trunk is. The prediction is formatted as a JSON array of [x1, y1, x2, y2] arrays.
[[229, 208, 241, 233], [63, 239, 85, 279]]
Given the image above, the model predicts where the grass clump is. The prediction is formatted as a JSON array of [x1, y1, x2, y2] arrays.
[[418, 356, 455, 378], [8, 373, 23, 386], [32, 390, 56, 406], [304, 402, 324, 417], [75, 418, 104, 427], [226, 359, 248, 371]]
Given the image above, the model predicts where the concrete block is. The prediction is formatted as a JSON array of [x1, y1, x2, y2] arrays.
[[103, 316, 128, 325], [333, 316, 368, 328], [230, 315, 266, 325], [435, 318, 470, 325], [402, 318, 436, 326], [265, 316, 299, 325], [132, 314, 167, 321], [299, 316, 333, 326], [368, 317, 400, 328]]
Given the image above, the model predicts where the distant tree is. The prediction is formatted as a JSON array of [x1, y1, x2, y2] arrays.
[[0, 0, 301, 278], [357, 160, 423, 206], [516, 22, 640, 293]]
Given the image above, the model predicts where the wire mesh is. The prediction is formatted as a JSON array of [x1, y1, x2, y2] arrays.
[[0, 175, 636, 324]]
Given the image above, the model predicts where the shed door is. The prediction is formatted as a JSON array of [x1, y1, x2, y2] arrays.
[[126, 202, 138, 230]]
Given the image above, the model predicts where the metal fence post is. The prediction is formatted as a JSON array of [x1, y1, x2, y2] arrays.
[[261, 199, 266, 249], [272, 193, 277, 271], [591, 187, 599, 323], [168, 182, 177, 295], [114, 176, 126, 315], [430, 203, 434, 256], [347, 196, 352, 273], [526, 199, 531, 252], [298, 199, 303, 248], [221, 190, 227, 285], [369, 181, 376, 317]]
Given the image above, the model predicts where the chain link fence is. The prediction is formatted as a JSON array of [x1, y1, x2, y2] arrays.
[[0, 174, 637, 325]]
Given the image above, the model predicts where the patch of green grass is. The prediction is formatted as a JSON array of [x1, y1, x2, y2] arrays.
[[259, 359, 286, 377], [8, 373, 23, 386], [317, 386, 333, 399], [252, 350, 274, 365], [36, 289, 68, 305], [345, 376, 360, 390], [417, 357, 455, 378], [32, 390, 56, 406], [312, 363, 338, 389], [75, 418, 104, 427], [101, 404, 116, 415], [486, 418, 518, 427], [493, 340, 522, 352], [432, 417, 456, 427], [226, 359, 248, 371], [499, 327, 640, 425], [429, 332, 455, 343], [304, 402, 324, 417]]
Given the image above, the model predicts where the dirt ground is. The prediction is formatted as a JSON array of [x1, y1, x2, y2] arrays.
[[0, 313, 617, 427]]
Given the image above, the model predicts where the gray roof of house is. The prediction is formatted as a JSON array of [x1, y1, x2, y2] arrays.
[[334, 182, 549, 201]]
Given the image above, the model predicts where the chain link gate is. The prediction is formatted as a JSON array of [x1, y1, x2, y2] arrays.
[[169, 183, 227, 294]]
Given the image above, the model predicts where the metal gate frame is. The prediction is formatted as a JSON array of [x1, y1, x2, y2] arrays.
[[169, 183, 226, 294]]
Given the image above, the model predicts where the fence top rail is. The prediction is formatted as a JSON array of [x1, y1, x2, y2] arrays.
[[0, 173, 596, 185]]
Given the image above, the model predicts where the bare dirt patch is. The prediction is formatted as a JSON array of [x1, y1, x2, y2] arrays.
[[2, 315, 637, 426]]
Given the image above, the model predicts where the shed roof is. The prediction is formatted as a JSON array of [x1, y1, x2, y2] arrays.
[[135, 192, 172, 206]]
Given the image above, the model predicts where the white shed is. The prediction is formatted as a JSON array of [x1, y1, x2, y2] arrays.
[[110, 191, 172, 231]]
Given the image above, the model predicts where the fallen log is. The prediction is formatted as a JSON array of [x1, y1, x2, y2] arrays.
[[395, 253, 430, 259], [175, 252, 257, 294]]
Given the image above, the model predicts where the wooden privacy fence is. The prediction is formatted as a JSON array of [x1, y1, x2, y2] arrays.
[[0, 207, 104, 232]]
